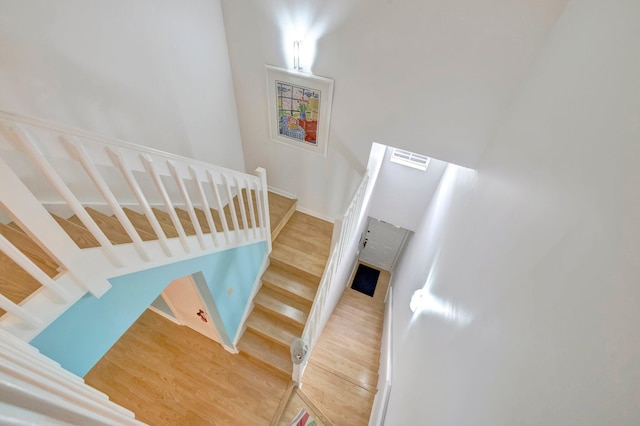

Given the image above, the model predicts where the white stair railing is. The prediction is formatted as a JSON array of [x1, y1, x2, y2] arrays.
[[0, 329, 146, 425], [0, 110, 270, 341], [293, 172, 370, 384]]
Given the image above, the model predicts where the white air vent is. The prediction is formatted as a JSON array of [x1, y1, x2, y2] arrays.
[[389, 148, 430, 171]]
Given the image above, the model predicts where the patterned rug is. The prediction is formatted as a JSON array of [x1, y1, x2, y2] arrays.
[[290, 409, 317, 426]]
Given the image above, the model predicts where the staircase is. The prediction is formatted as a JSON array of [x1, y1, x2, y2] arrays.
[[238, 198, 334, 376], [0, 192, 265, 315], [0, 110, 271, 341]]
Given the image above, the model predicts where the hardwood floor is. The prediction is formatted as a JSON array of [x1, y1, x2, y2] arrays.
[[2, 188, 387, 424], [85, 309, 290, 425], [85, 263, 389, 426], [299, 264, 390, 426]]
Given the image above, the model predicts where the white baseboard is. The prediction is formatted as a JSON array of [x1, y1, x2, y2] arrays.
[[147, 306, 182, 325], [267, 186, 297, 200], [296, 206, 335, 223], [223, 344, 239, 354]]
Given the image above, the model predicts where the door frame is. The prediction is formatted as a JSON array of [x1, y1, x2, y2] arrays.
[[360, 216, 409, 271], [158, 273, 233, 350]]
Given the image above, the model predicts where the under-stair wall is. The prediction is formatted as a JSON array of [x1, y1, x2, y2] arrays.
[[0, 110, 271, 342]]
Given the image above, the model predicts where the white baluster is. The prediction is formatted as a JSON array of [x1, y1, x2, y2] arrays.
[[141, 155, 190, 253], [105, 147, 173, 257], [189, 166, 219, 248], [0, 235, 71, 303], [63, 138, 151, 262], [168, 161, 206, 250]]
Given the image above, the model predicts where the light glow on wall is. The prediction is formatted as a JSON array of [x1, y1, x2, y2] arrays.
[[410, 288, 472, 326], [282, 30, 318, 71], [409, 163, 476, 327], [275, 4, 328, 71]]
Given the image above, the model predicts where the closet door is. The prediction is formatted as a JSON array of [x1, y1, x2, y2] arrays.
[[163, 276, 220, 343]]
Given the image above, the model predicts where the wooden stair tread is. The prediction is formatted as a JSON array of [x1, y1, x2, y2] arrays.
[[122, 208, 160, 241], [7, 222, 22, 232], [262, 266, 317, 306], [0, 223, 59, 277], [268, 192, 296, 241], [323, 320, 382, 345], [0, 252, 42, 316], [170, 209, 197, 235], [223, 196, 249, 230], [271, 243, 327, 279], [275, 231, 331, 258], [246, 309, 302, 348], [342, 288, 386, 310], [177, 208, 210, 233], [238, 330, 292, 376], [315, 331, 381, 363], [194, 208, 224, 234], [313, 343, 380, 376], [333, 303, 384, 325], [282, 212, 333, 236], [308, 357, 378, 393], [254, 288, 308, 326], [50, 214, 100, 249], [68, 207, 133, 245], [150, 208, 180, 238]]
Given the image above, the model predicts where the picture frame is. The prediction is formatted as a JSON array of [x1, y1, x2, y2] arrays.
[[265, 65, 334, 157]]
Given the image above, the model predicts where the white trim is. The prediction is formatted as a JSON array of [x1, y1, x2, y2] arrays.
[[296, 206, 335, 223], [369, 286, 393, 426], [147, 306, 181, 326], [267, 186, 297, 200], [223, 344, 239, 354], [0, 330, 145, 425]]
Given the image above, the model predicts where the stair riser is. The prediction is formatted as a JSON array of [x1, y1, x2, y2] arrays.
[[239, 351, 292, 377], [246, 322, 299, 349], [269, 257, 321, 285], [261, 280, 313, 309], [253, 303, 306, 328]]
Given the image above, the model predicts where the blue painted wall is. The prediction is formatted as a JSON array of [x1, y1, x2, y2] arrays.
[[30, 241, 267, 377]]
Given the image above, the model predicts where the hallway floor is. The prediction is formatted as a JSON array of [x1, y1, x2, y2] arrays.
[[299, 263, 390, 425], [85, 310, 289, 425]]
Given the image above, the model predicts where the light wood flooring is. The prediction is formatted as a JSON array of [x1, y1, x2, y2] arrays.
[[85, 309, 290, 425], [299, 263, 390, 425]]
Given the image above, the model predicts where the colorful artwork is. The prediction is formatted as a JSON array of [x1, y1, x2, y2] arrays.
[[266, 65, 333, 157], [276, 81, 321, 146]]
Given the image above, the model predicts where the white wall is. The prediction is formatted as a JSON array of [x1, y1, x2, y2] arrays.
[[0, 0, 245, 171], [221, 0, 567, 218], [369, 151, 447, 231], [385, 0, 640, 424]]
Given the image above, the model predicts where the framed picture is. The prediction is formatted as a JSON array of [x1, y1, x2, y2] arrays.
[[265, 65, 334, 157]]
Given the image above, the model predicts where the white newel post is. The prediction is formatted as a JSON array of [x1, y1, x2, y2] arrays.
[[255, 167, 272, 254]]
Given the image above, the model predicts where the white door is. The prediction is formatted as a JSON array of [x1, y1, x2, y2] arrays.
[[359, 217, 408, 271], [162, 276, 220, 343]]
